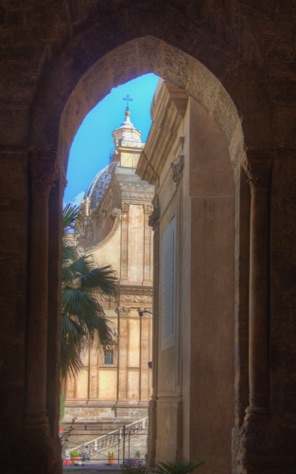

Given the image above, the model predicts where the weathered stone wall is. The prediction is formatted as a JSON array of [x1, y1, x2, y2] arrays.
[[0, 1, 296, 473]]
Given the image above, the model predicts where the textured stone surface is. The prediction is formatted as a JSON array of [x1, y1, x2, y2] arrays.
[[0, 1, 296, 473]]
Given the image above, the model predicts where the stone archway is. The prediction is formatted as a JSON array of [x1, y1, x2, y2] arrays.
[[2, 1, 296, 473], [27, 33, 268, 474], [53, 38, 244, 474], [58, 38, 245, 175]]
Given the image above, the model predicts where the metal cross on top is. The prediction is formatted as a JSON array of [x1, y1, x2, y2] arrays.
[[123, 94, 133, 109]]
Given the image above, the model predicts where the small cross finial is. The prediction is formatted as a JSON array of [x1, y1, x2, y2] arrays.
[[123, 94, 133, 110]]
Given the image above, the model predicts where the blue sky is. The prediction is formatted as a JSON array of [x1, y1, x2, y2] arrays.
[[64, 73, 160, 205]]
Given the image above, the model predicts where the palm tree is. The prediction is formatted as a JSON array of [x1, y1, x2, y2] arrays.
[[61, 203, 118, 377]]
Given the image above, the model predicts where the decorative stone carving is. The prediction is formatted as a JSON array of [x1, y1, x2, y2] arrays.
[[111, 207, 121, 218], [29, 152, 60, 196], [143, 204, 153, 215], [171, 154, 184, 184], [121, 294, 152, 304], [138, 307, 152, 314], [120, 285, 153, 296], [148, 205, 160, 229], [121, 202, 130, 212], [242, 151, 273, 190], [119, 181, 155, 202], [116, 306, 131, 316]]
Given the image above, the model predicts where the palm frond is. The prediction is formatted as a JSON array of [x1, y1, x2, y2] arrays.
[[62, 287, 101, 319], [61, 204, 118, 377], [63, 203, 80, 234], [61, 314, 85, 378], [80, 266, 118, 296], [88, 315, 114, 346], [62, 241, 76, 264]]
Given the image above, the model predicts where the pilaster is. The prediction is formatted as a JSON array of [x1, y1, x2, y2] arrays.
[[146, 198, 160, 467], [120, 202, 129, 284], [143, 204, 153, 285], [47, 172, 64, 474], [116, 306, 130, 403], [243, 151, 273, 419], [235, 150, 275, 473], [23, 151, 59, 473]]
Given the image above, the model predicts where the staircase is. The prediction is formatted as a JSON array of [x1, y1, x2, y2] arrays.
[[64, 417, 148, 464]]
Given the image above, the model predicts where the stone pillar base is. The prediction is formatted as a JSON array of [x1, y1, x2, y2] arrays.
[[16, 424, 53, 474], [233, 415, 296, 474], [146, 398, 157, 467]]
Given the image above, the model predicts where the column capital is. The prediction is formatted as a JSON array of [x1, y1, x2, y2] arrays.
[[116, 306, 130, 316], [29, 151, 60, 197], [148, 206, 160, 229], [121, 202, 130, 213], [111, 207, 121, 219], [143, 204, 154, 215], [242, 150, 274, 190]]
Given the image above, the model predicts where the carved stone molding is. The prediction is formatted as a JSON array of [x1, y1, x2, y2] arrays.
[[171, 154, 184, 184], [119, 181, 155, 202], [120, 285, 153, 296], [116, 306, 131, 316], [143, 204, 153, 215], [139, 307, 152, 314], [121, 294, 152, 304], [242, 151, 274, 190], [111, 207, 121, 218], [121, 202, 130, 212], [148, 206, 160, 229], [29, 151, 60, 197]]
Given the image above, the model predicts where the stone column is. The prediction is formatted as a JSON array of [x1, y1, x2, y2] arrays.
[[143, 204, 154, 285], [242, 152, 273, 418], [120, 202, 129, 283], [116, 306, 130, 406], [235, 151, 274, 474], [146, 200, 160, 467], [23, 152, 59, 473], [47, 172, 65, 474]]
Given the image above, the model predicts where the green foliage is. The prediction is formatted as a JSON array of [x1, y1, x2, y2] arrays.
[[108, 451, 115, 458], [63, 203, 80, 233], [122, 459, 147, 474], [60, 417, 76, 449], [149, 458, 204, 474], [70, 450, 79, 458], [135, 450, 141, 458], [61, 203, 118, 377]]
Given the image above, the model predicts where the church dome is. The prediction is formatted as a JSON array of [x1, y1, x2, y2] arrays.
[[84, 161, 117, 209], [112, 107, 142, 148], [84, 105, 143, 210]]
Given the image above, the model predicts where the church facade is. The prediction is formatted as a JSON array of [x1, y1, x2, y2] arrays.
[[64, 108, 154, 421]]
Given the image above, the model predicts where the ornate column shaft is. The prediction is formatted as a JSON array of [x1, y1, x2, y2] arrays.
[[243, 152, 273, 417], [25, 153, 59, 427]]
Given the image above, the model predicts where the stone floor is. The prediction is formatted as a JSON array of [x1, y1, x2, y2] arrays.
[[64, 465, 121, 473]]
